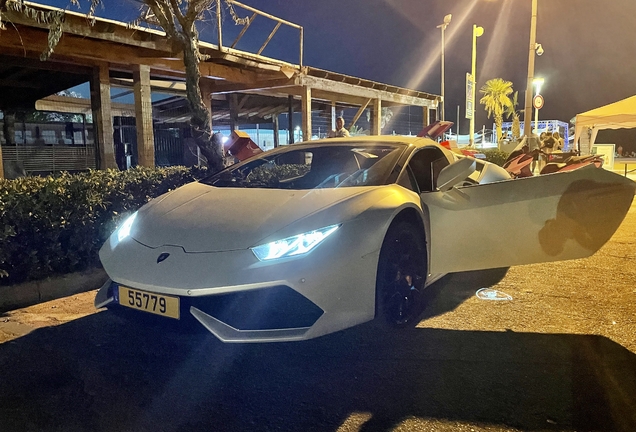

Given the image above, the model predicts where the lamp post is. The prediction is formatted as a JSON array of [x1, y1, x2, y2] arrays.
[[469, 24, 484, 146], [523, 0, 539, 137], [533, 77, 544, 134], [437, 14, 452, 121]]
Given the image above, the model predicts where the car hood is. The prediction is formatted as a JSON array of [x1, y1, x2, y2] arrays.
[[132, 182, 372, 252]]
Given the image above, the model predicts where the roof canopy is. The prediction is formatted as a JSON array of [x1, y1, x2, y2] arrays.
[[574, 95, 636, 149]]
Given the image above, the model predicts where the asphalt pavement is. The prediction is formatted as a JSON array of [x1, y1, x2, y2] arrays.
[[0, 199, 635, 432]]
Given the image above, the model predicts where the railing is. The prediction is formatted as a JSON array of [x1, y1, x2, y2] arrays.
[[1, 145, 96, 172], [218, 0, 303, 68]]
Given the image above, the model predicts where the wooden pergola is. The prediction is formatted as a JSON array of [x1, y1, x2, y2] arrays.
[[0, 1, 440, 178]]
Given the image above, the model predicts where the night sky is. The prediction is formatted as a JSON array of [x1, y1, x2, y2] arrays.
[[41, 0, 636, 148]]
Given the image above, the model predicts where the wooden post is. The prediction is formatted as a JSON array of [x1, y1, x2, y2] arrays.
[[331, 102, 336, 130], [288, 95, 294, 144], [133, 64, 155, 167], [90, 62, 117, 170], [371, 98, 381, 135], [273, 115, 279, 148], [301, 85, 311, 142], [229, 93, 239, 131], [423, 106, 430, 128]]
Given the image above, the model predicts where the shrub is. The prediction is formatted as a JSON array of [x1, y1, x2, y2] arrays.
[[482, 149, 510, 167], [0, 166, 208, 286]]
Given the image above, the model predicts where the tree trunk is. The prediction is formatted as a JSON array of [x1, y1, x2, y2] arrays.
[[182, 36, 225, 173], [2, 110, 16, 146], [495, 115, 503, 149], [512, 114, 521, 139]]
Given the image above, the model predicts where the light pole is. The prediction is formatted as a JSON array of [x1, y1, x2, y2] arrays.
[[437, 14, 452, 121], [533, 77, 544, 134], [469, 24, 484, 146], [523, 0, 539, 138]]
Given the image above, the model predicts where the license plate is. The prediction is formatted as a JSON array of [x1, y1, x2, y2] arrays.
[[118, 286, 180, 319]]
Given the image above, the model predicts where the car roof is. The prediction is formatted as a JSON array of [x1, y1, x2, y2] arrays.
[[291, 135, 441, 149]]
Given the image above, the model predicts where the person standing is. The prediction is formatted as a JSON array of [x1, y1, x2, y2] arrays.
[[327, 116, 350, 138], [553, 131, 565, 151], [539, 131, 556, 172]]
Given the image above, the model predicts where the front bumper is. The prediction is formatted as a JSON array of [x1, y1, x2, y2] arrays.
[[97, 218, 387, 342], [96, 280, 325, 342]]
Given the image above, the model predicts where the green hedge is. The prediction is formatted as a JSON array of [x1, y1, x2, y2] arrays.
[[0, 166, 208, 286], [482, 149, 510, 167]]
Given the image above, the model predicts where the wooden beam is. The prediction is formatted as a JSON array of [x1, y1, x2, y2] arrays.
[[110, 78, 186, 97], [237, 95, 250, 111], [1, 6, 174, 53], [302, 87, 378, 107], [209, 78, 295, 94], [0, 25, 264, 85], [199, 61, 263, 83], [297, 75, 437, 107], [348, 99, 371, 129], [371, 98, 382, 135], [134, 64, 155, 167], [90, 62, 117, 169], [301, 85, 312, 142]]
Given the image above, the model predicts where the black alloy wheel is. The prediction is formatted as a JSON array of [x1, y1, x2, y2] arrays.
[[375, 221, 427, 327]]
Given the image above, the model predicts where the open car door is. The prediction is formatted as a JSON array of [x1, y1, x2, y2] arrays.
[[420, 164, 635, 274]]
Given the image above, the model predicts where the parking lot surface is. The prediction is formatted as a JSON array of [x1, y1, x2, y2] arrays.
[[1, 201, 635, 432]]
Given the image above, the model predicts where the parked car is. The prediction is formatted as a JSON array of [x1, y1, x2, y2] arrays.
[[95, 135, 635, 342]]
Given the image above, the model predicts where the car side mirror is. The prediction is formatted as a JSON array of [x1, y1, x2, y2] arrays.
[[437, 157, 476, 192]]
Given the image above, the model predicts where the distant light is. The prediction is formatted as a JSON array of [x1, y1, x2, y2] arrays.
[[221, 135, 229, 143], [295, 126, 300, 131]]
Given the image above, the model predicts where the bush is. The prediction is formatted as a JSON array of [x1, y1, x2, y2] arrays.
[[0, 166, 208, 286], [482, 149, 510, 167]]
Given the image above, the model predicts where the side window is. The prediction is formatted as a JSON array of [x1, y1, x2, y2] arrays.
[[397, 166, 419, 193], [407, 147, 450, 192]]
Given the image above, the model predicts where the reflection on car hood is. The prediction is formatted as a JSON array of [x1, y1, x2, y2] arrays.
[[133, 182, 369, 252]]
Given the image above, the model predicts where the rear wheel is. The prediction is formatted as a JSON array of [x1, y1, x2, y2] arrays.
[[375, 221, 427, 328]]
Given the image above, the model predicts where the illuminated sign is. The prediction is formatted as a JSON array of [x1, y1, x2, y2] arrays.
[[466, 73, 474, 120]]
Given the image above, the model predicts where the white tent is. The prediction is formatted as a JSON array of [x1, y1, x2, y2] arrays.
[[574, 95, 636, 152]]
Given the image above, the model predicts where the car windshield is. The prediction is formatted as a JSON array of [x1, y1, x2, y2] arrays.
[[202, 142, 406, 189]]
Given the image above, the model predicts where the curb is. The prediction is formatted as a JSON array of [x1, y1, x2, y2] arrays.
[[0, 267, 108, 313]]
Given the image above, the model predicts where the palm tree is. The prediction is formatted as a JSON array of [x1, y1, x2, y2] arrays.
[[504, 91, 521, 140], [366, 107, 394, 131], [479, 78, 514, 146]]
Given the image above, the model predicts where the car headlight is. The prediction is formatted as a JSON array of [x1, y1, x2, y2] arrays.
[[251, 224, 341, 261], [117, 211, 138, 243]]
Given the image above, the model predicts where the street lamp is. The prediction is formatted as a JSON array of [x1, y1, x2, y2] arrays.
[[469, 24, 484, 146], [523, 0, 539, 138], [437, 13, 452, 121], [533, 77, 544, 134]]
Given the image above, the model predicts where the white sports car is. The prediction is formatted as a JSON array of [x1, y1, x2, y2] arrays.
[[95, 136, 635, 342]]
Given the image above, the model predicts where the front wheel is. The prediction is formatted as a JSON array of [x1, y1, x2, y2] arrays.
[[375, 221, 428, 328]]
